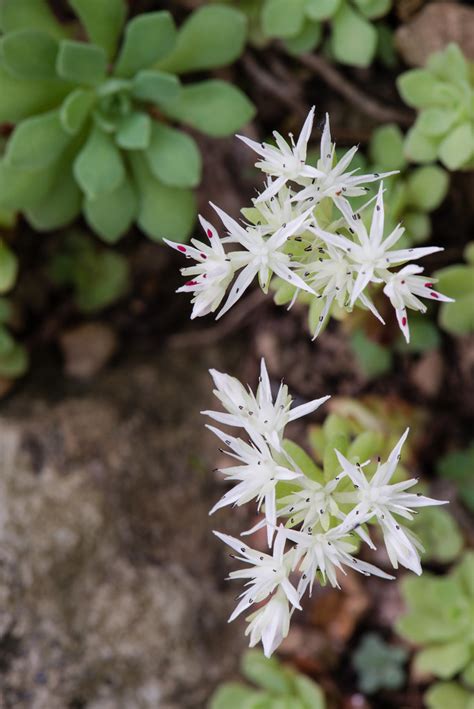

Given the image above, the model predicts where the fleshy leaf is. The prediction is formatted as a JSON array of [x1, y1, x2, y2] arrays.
[[59, 88, 95, 135], [397, 70, 446, 109], [68, 0, 127, 60], [84, 175, 137, 243], [56, 39, 107, 85], [406, 166, 449, 211], [284, 20, 322, 55], [305, 0, 341, 21], [156, 5, 247, 74], [114, 11, 177, 77], [331, 3, 377, 67], [131, 69, 181, 105], [161, 79, 255, 137], [5, 109, 71, 170], [404, 126, 440, 163], [425, 682, 473, 709], [0, 339, 29, 378], [0, 157, 59, 210], [262, 0, 306, 38], [0, 63, 69, 123], [73, 124, 125, 199], [145, 122, 201, 188], [0, 0, 69, 39], [25, 168, 81, 230], [415, 642, 471, 680], [0, 29, 58, 80], [241, 650, 293, 694], [438, 122, 473, 171], [116, 112, 151, 150], [209, 682, 261, 709], [369, 124, 406, 171]]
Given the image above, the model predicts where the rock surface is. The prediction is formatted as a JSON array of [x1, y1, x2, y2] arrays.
[[0, 349, 243, 708]]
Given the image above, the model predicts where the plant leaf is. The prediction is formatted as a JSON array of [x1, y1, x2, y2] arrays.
[[404, 126, 440, 163], [305, 0, 341, 21], [0, 157, 59, 210], [56, 39, 107, 85], [161, 79, 255, 137], [284, 20, 322, 55], [68, 0, 127, 60], [0, 241, 18, 293], [0, 0, 69, 39], [25, 167, 81, 230], [131, 69, 180, 105], [145, 122, 201, 188], [60, 88, 95, 135], [406, 166, 449, 211], [262, 0, 305, 38], [0, 29, 58, 80], [5, 109, 71, 170], [425, 682, 473, 709], [84, 174, 137, 243], [209, 682, 261, 709], [74, 124, 125, 199], [438, 122, 473, 171], [0, 63, 69, 123], [241, 651, 293, 694], [0, 340, 28, 378], [116, 111, 151, 150], [331, 3, 377, 67], [156, 5, 247, 74], [415, 641, 470, 680], [114, 11, 177, 77]]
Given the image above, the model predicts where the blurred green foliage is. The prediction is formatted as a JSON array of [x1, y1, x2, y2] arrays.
[[434, 243, 474, 336], [398, 43, 474, 171], [353, 633, 407, 694], [209, 650, 326, 708], [0, 297, 28, 379], [0, 0, 254, 243], [410, 505, 463, 565], [437, 443, 474, 513], [396, 552, 474, 706]]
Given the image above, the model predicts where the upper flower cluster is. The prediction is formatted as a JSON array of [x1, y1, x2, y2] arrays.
[[166, 107, 452, 342], [207, 360, 446, 657]]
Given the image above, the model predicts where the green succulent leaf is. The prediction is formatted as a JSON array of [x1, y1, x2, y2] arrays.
[[73, 124, 125, 199], [75, 251, 129, 313], [282, 440, 324, 483], [0, 29, 58, 80], [161, 79, 255, 137], [0, 241, 18, 293], [116, 111, 151, 150], [397, 70, 445, 109], [293, 674, 326, 708], [5, 109, 71, 170], [331, 3, 377, 67], [353, 633, 407, 694], [84, 174, 137, 243], [157, 5, 247, 74], [305, 0, 341, 20], [436, 444, 474, 512], [284, 20, 322, 55], [210, 682, 261, 709], [60, 88, 96, 135], [406, 166, 449, 211], [415, 107, 457, 138], [115, 11, 177, 77], [416, 642, 471, 680], [241, 651, 293, 694], [409, 506, 463, 564], [351, 331, 393, 379], [0, 63, 69, 123], [262, 0, 306, 39], [354, 0, 391, 19], [145, 123, 201, 188], [0, 156, 59, 210], [56, 39, 107, 85], [131, 69, 180, 105], [0, 0, 69, 39], [427, 43, 470, 84], [425, 682, 474, 709], [369, 124, 406, 171], [404, 126, 440, 163], [438, 122, 473, 171], [131, 153, 196, 242], [68, 0, 127, 60], [25, 167, 81, 230]]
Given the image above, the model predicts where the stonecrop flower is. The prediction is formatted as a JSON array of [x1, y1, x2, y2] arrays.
[[208, 360, 446, 657], [166, 108, 451, 342]]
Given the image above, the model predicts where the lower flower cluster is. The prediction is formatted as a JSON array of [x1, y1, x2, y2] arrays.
[[206, 360, 446, 657]]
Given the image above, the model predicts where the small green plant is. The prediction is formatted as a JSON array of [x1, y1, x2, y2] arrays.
[[353, 633, 408, 694], [209, 650, 326, 708], [48, 231, 129, 313], [0, 0, 254, 242], [434, 243, 474, 336], [437, 443, 474, 513], [398, 43, 474, 171], [409, 505, 463, 565], [261, 0, 392, 65], [396, 552, 474, 705]]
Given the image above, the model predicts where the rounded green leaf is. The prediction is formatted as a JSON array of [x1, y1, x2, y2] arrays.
[[0, 0, 69, 39], [397, 70, 446, 109], [69, 0, 127, 60], [434, 264, 474, 300], [354, 0, 391, 19], [284, 20, 322, 55], [156, 5, 246, 74], [404, 126, 440, 164], [425, 682, 473, 709], [5, 109, 71, 170], [114, 11, 177, 77], [75, 250, 129, 313], [56, 39, 107, 85], [84, 174, 137, 243], [25, 168, 81, 230], [131, 69, 180, 105], [0, 63, 69, 123], [415, 107, 457, 138], [439, 295, 474, 336], [0, 241, 18, 293], [145, 123, 201, 188], [161, 79, 255, 137], [241, 651, 292, 694], [262, 0, 306, 38], [116, 112, 151, 150], [406, 165, 449, 211], [438, 122, 473, 171], [369, 124, 406, 171], [60, 88, 96, 135], [0, 157, 59, 210], [351, 331, 393, 378], [330, 3, 377, 67], [305, 0, 340, 21], [210, 682, 261, 709], [0, 29, 58, 80], [73, 124, 125, 199], [404, 211, 430, 243], [416, 642, 470, 680], [131, 153, 196, 242], [427, 43, 469, 84]]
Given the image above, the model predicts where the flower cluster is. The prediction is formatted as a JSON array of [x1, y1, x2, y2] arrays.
[[166, 108, 453, 342], [206, 360, 446, 657]]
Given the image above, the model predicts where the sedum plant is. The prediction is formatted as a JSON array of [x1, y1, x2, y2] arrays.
[[167, 108, 452, 344], [434, 243, 474, 336], [398, 43, 474, 171], [353, 633, 407, 694], [0, 0, 254, 242], [210, 649, 326, 708], [203, 358, 445, 656], [396, 552, 474, 707]]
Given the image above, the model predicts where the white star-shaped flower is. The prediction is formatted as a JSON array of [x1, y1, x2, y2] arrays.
[[383, 264, 454, 342], [278, 474, 346, 531], [202, 358, 330, 451], [164, 216, 234, 319], [251, 184, 311, 238], [334, 428, 447, 574], [208, 426, 301, 545], [237, 106, 322, 202], [245, 588, 292, 657]]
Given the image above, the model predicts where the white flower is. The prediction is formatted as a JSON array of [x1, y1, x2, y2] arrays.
[[164, 216, 234, 318], [245, 588, 292, 657], [294, 113, 396, 206], [214, 526, 301, 623], [207, 426, 301, 545], [202, 358, 330, 451], [237, 106, 322, 202], [251, 184, 311, 237], [285, 523, 394, 596], [383, 264, 454, 342], [278, 474, 346, 531], [334, 428, 447, 574], [211, 202, 315, 318], [311, 184, 443, 307]]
